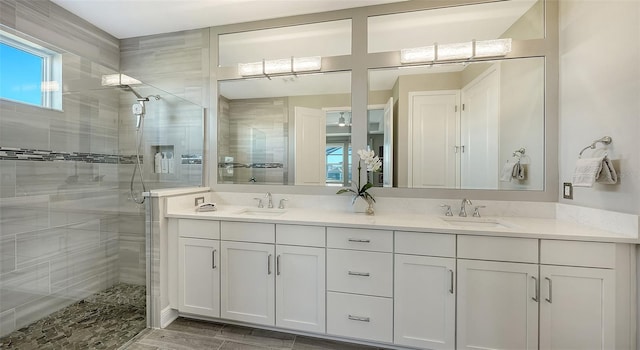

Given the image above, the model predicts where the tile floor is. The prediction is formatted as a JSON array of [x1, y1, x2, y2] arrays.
[[0, 284, 146, 350], [122, 317, 386, 350]]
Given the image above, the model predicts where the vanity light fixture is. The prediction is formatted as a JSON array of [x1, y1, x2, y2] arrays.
[[238, 56, 321, 78], [400, 38, 512, 64], [101, 73, 142, 86]]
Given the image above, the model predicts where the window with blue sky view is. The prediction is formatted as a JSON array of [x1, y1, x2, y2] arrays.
[[0, 42, 44, 106]]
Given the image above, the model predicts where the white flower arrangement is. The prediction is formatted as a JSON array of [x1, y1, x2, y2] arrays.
[[336, 148, 382, 204]]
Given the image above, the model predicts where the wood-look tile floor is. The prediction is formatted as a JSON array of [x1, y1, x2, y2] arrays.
[[121, 317, 387, 350]]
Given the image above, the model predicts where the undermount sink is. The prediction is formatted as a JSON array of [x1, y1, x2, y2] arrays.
[[440, 216, 512, 229], [237, 208, 287, 217]]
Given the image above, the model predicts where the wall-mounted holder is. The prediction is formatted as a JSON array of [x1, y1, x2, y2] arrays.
[[578, 136, 612, 158]]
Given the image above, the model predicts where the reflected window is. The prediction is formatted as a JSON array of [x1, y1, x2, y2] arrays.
[[326, 144, 351, 186], [368, 0, 544, 54]]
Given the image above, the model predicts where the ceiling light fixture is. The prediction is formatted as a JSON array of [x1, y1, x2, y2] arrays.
[[400, 38, 512, 64], [338, 112, 346, 127], [238, 56, 321, 78]]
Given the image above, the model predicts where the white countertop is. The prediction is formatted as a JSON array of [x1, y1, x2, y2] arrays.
[[166, 205, 639, 244]]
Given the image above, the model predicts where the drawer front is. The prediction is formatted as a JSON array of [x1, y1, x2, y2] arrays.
[[276, 224, 325, 247], [395, 231, 455, 257], [541, 240, 616, 268], [327, 249, 392, 297], [221, 221, 275, 243], [178, 219, 220, 239], [327, 292, 393, 344], [327, 227, 392, 252], [458, 235, 538, 263]]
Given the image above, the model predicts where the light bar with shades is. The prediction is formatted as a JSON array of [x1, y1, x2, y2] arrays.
[[400, 38, 512, 64], [238, 56, 321, 77], [101, 73, 142, 86]]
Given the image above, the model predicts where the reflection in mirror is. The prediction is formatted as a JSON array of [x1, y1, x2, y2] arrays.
[[218, 71, 352, 186], [368, 57, 545, 190], [368, 0, 543, 54]]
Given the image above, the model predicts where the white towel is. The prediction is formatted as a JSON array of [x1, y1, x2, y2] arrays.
[[500, 162, 515, 182], [572, 156, 618, 187]]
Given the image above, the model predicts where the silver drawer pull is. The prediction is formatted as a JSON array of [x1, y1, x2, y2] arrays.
[[348, 271, 370, 277], [348, 238, 370, 243], [348, 315, 370, 322]]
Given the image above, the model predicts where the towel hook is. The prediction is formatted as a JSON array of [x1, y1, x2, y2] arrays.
[[578, 136, 612, 158]]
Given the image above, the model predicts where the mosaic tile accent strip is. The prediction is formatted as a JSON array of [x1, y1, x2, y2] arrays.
[[0, 147, 138, 164], [0, 147, 204, 165], [0, 283, 146, 350]]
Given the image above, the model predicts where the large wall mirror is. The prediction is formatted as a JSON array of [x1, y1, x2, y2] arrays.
[[369, 57, 545, 190], [215, 0, 551, 193]]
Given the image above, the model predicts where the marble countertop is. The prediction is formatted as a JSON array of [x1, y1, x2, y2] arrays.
[[166, 205, 639, 244]]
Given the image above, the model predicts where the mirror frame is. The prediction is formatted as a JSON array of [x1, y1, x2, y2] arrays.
[[208, 0, 558, 202]]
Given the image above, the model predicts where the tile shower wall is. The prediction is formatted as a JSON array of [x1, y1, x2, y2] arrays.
[[0, 0, 122, 338]]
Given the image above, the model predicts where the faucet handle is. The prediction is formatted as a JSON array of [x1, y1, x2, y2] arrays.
[[440, 204, 453, 216], [473, 205, 486, 217], [278, 198, 288, 209], [253, 197, 264, 208]]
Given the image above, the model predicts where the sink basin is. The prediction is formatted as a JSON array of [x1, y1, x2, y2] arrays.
[[237, 208, 287, 217], [440, 216, 511, 229]]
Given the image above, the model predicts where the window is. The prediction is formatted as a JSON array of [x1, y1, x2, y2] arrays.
[[326, 144, 352, 186], [0, 32, 61, 109]]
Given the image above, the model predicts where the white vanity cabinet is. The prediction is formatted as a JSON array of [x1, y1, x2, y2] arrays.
[[538, 240, 618, 350], [275, 224, 326, 333], [220, 222, 276, 326], [394, 231, 456, 350], [177, 219, 221, 317], [326, 227, 394, 343], [456, 235, 540, 350]]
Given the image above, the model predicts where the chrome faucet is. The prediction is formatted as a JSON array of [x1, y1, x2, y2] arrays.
[[265, 192, 274, 208], [459, 198, 472, 217]]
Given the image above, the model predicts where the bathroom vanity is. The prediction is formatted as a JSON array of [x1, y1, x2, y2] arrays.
[[158, 191, 637, 350]]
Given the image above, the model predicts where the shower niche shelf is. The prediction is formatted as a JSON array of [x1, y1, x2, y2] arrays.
[[152, 145, 175, 174]]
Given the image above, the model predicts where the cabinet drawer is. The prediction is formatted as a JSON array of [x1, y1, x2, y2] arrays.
[[395, 231, 455, 257], [221, 221, 275, 243], [327, 249, 392, 297], [276, 224, 325, 247], [458, 235, 538, 263], [327, 292, 393, 343], [541, 240, 616, 268], [327, 227, 392, 252], [178, 219, 220, 239]]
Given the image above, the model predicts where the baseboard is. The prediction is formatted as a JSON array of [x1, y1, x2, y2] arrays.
[[160, 306, 179, 329]]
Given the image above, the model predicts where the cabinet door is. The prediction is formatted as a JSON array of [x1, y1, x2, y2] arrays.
[[394, 255, 455, 350], [539, 265, 615, 350], [221, 241, 275, 325], [275, 245, 326, 333], [457, 259, 539, 350], [178, 238, 220, 317]]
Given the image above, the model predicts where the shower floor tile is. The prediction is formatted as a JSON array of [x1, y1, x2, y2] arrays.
[[0, 283, 145, 350]]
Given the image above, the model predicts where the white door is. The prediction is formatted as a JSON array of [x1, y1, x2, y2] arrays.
[[408, 90, 459, 188], [382, 97, 394, 187], [294, 106, 326, 185], [221, 241, 275, 326], [275, 245, 326, 333], [457, 259, 539, 350], [539, 265, 615, 350], [178, 238, 220, 317], [460, 64, 500, 189], [394, 255, 455, 350]]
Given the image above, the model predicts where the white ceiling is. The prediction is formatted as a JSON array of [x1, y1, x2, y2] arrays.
[[50, 0, 407, 39]]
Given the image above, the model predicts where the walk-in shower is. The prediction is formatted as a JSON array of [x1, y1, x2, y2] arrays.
[[102, 74, 162, 204]]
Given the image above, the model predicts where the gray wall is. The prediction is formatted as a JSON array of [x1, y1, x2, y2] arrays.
[[0, 0, 123, 337]]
